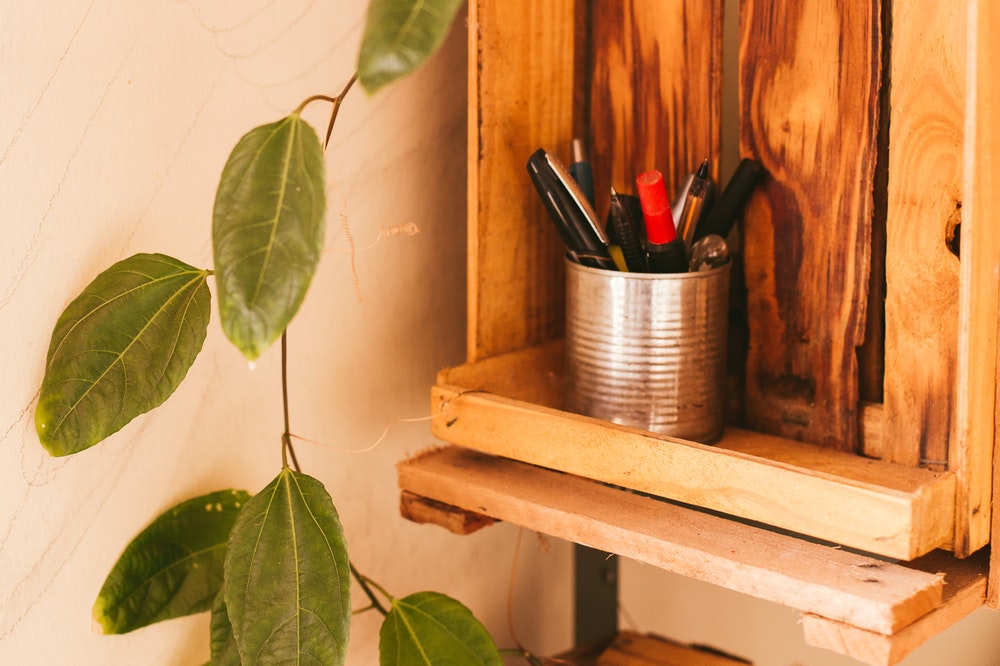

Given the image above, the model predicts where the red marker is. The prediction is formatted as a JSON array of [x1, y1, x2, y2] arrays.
[[636, 169, 688, 273]]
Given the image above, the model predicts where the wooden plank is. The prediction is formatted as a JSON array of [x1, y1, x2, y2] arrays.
[[399, 490, 496, 535], [467, 0, 576, 363], [595, 632, 752, 666], [956, 0, 1000, 562], [882, 2, 965, 470], [398, 446, 946, 634], [739, 1, 881, 451], [588, 0, 723, 215], [432, 342, 955, 559], [802, 550, 987, 666], [860, 400, 886, 459]]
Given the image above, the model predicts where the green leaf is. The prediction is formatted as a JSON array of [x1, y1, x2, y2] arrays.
[[93, 489, 251, 634], [35, 253, 211, 456], [224, 467, 351, 665], [379, 591, 502, 666], [212, 115, 326, 360], [358, 0, 466, 94], [209, 591, 242, 666]]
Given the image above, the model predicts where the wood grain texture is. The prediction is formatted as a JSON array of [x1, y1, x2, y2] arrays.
[[588, 0, 723, 212], [467, 0, 577, 362], [431, 343, 956, 560], [467, 1, 724, 361], [881, 2, 965, 471], [802, 550, 987, 666], [739, 1, 881, 451], [398, 446, 947, 634], [594, 632, 752, 665], [983, 0, 1000, 603], [956, 0, 1000, 563], [399, 490, 496, 535]]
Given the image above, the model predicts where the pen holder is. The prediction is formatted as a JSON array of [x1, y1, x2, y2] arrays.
[[564, 258, 730, 443]]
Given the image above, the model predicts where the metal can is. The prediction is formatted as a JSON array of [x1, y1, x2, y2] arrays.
[[564, 258, 730, 443]]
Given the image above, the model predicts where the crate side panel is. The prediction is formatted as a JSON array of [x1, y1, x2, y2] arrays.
[[882, 3, 964, 470], [468, 0, 577, 362], [738, 1, 882, 451], [959, 0, 1000, 562]]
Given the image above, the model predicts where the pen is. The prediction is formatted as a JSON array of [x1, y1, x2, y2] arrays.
[[568, 138, 595, 206], [692, 158, 764, 243], [526, 148, 618, 271], [636, 169, 688, 274], [671, 171, 694, 223], [608, 187, 649, 272], [676, 158, 712, 250]]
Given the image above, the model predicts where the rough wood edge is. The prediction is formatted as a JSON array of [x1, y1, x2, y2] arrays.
[[429, 367, 955, 559], [802, 550, 987, 665], [399, 490, 497, 535], [398, 446, 946, 634], [958, 0, 1000, 565]]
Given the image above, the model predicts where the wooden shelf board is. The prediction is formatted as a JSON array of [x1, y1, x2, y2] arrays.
[[545, 631, 754, 665], [802, 550, 989, 666], [397, 446, 977, 637], [429, 341, 956, 560]]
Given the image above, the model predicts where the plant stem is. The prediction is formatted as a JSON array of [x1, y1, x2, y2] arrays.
[[350, 562, 390, 616], [280, 331, 301, 472], [323, 72, 359, 148], [294, 94, 339, 115], [291, 73, 358, 149]]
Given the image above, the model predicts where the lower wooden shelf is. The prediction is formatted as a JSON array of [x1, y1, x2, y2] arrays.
[[546, 631, 754, 665], [397, 446, 988, 666], [428, 341, 955, 561]]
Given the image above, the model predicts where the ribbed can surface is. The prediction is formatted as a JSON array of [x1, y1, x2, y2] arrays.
[[564, 259, 730, 443]]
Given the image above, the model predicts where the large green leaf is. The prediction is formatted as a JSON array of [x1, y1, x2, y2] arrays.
[[358, 0, 466, 94], [224, 467, 351, 665], [209, 591, 241, 666], [379, 591, 502, 666], [35, 253, 211, 456], [212, 115, 326, 360], [93, 489, 250, 634]]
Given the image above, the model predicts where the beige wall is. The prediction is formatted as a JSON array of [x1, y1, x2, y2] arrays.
[[6, 3, 1000, 666], [0, 3, 571, 664]]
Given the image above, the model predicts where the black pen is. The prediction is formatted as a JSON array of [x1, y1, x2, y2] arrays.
[[608, 187, 649, 272], [526, 148, 617, 271], [692, 158, 764, 243]]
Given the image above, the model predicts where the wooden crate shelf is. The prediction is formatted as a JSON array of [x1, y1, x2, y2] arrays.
[[398, 446, 987, 665], [427, 340, 954, 561], [396, 1, 1000, 664]]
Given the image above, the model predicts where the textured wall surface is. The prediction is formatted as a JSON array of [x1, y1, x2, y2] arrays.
[[6, 2, 1000, 666], [0, 2, 571, 663]]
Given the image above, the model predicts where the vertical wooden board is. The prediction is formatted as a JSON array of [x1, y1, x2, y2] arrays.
[[467, 0, 578, 363], [881, 2, 965, 471], [739, 1, 881, 451], [857, 0, 891, 411], [588, 0, 723, 208], [959, 0, 1000, 562]]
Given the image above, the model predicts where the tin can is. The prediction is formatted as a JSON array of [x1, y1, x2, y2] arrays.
[[564, 258, 730, 443]]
